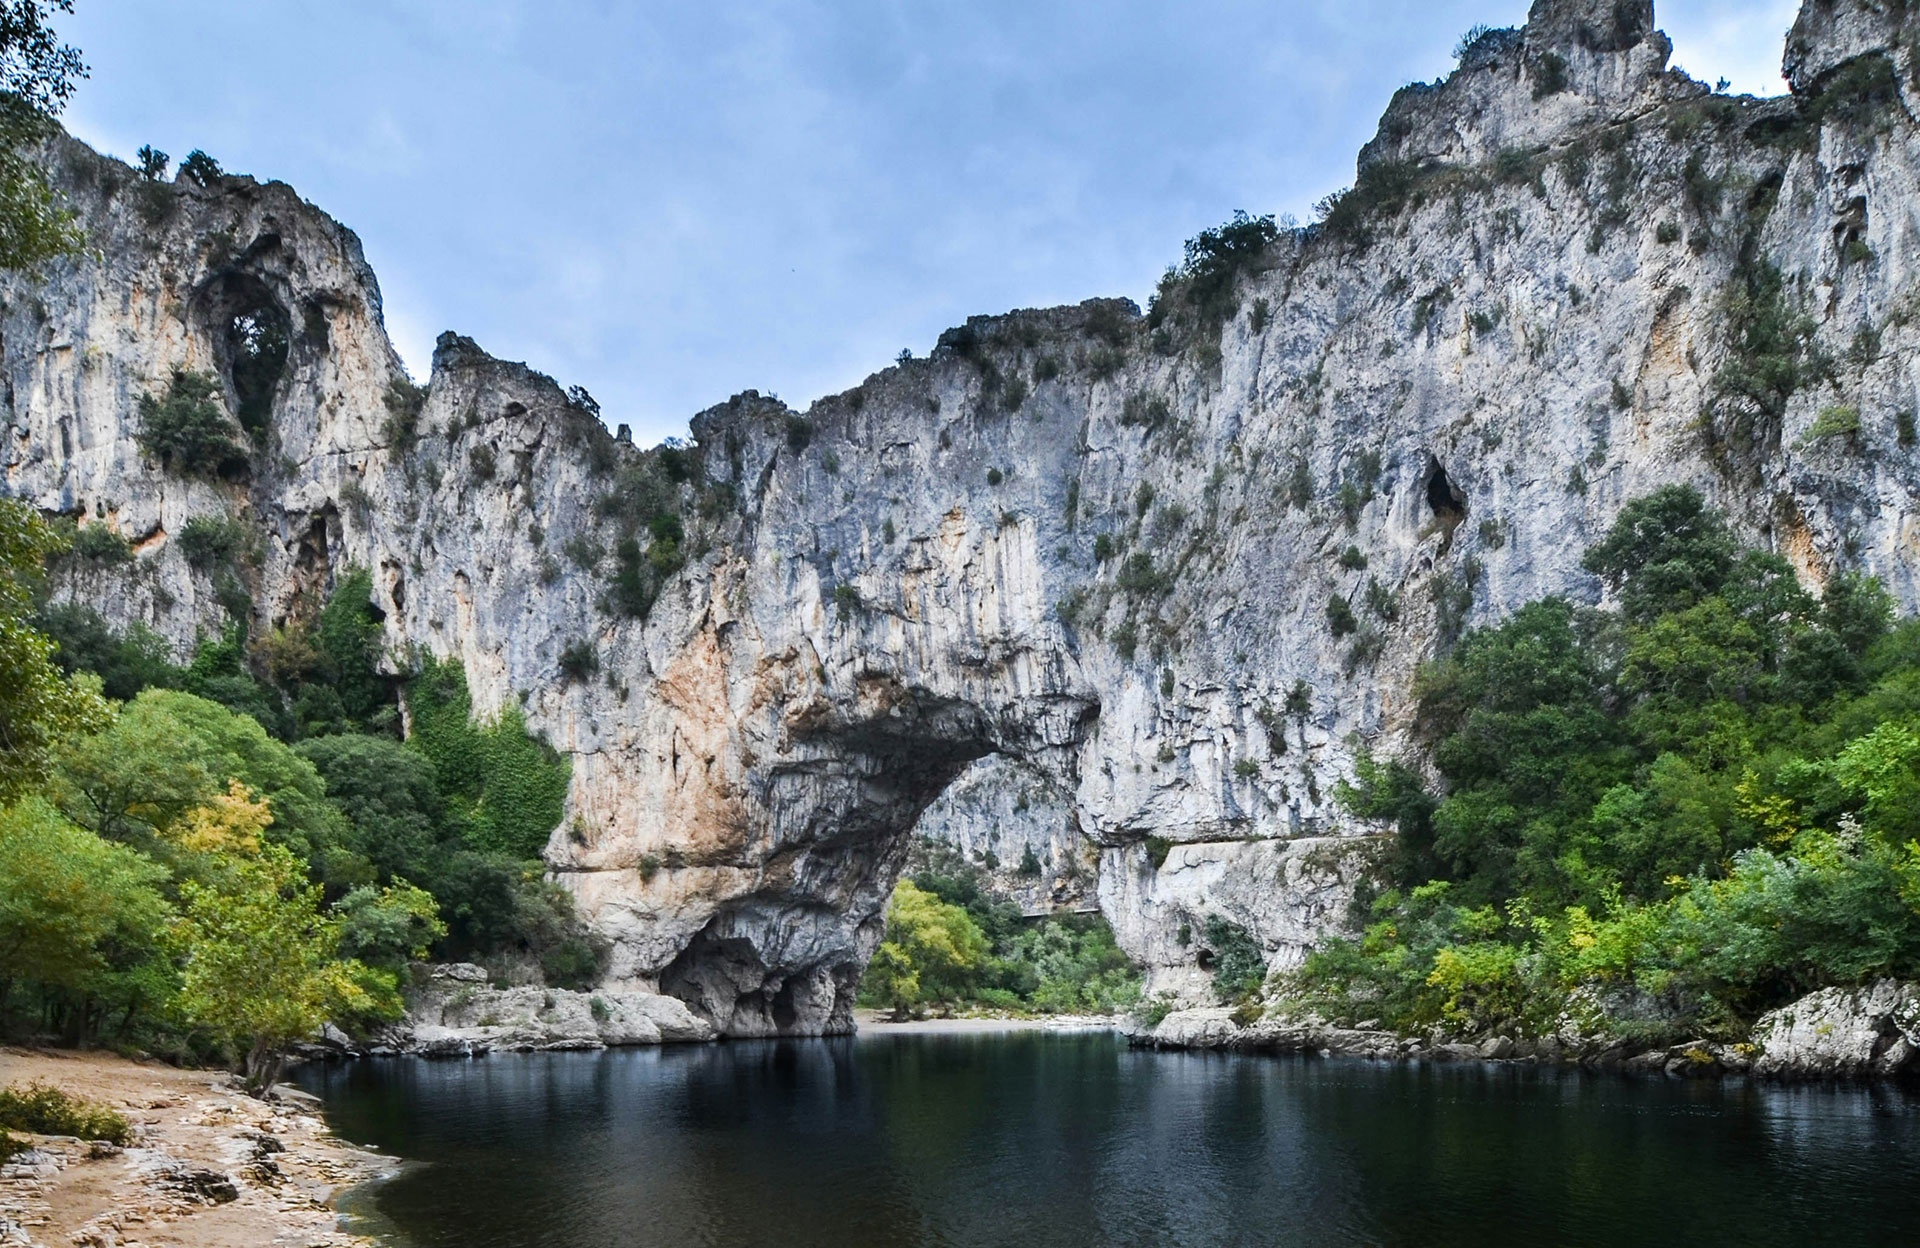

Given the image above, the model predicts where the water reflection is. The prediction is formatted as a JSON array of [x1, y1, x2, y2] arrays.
[[299, 1031, 1920, 1248]]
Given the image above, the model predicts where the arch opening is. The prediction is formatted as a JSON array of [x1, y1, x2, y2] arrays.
[[196, 272, 290, 440]]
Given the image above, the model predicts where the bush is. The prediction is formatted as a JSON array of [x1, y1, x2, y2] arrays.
[[0, 1083, 132, 1145], [136, 371, 246, 478], [1202, 915, 1265, 1002], [382, 379, 428, 452], [1338, 545, 1368, 571], [1806, 405, 1863, 442], [1115, 553, 1170, 596], [558, 640, 598, 682], [1017, 845, 1043, 878], [1530, 51, 1568, 99], [1159, 211, 1280, 329], [63, 523, 133, 566], [177, 514, 256, 572], [1316, 160, 1426, 248], [1326, 596, 1358, 638]]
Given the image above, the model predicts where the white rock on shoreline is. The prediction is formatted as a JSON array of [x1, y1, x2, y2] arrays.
[[350, 964, 716, 1056], [1751, 979, 1920, 1079]]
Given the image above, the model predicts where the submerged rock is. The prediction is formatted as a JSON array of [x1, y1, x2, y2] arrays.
[[1752, 979, 1920, 1079]]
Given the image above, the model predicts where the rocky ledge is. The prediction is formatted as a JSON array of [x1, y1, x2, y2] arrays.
[[1132, 979, 1920, 1081], [320, 964, 716, 1058]]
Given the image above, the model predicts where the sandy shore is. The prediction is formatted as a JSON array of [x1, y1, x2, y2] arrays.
[[0, 1047, 385, 1248], [852, 1009, 1120, 1035]]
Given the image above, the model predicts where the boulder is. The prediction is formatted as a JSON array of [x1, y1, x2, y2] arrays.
[[1752, 979, 1920, 1078], [1142, 1008, 1244, 1050]]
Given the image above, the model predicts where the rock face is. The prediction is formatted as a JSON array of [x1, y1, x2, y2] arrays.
[[6, 0, 1920, 1034], [1752, 979, 1920, 1078]]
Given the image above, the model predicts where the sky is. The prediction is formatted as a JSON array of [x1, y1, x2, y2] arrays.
[[63, 0, 1801, 444]]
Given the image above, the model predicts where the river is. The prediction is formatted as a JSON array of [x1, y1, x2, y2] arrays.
[[298, 1029, 1920, 1246]]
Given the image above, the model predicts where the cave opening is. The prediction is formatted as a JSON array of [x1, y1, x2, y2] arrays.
[[199, 272, 290, 440], [1425, 457, 1467, 527]]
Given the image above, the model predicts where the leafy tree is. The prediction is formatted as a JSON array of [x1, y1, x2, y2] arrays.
[[862, 941, 920, 1020], [53, 689, 358, 884], [0, 499, 107, 802], [859, 881, 989, 1017], [310, 567, 395, 732], [35, 602, 183, 701], [175, 148, 221, 185], [0, 0, 86, 270], [295, 734, 445, 883], [0, 797, 170, 1025], [172, 838, 379, 1094], [335, 879, 445, 974], [1580, 484, 1740, 622]]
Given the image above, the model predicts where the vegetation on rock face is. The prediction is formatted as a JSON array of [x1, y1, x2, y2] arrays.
[[858, 844, 1141, 1018], [136, 370, 248, 478], [1288, 487, 1920, 1045]]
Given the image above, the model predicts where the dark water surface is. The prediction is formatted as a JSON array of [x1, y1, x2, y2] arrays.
[[298, 1030, 1920, 1247]]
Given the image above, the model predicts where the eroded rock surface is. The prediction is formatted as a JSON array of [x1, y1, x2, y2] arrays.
[[1752, 978, 1920, 1078], [6, 0, 1920, 1032], [371, 963, 715, 1054]]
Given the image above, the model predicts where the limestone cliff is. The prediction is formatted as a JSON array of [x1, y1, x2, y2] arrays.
[[6, 0, 1920, 1034]]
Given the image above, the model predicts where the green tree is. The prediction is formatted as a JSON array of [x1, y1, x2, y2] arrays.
[[173, 839, 377, 1095], [405, 656, 568, 858], [310, 567, 395, 732], [135, 371, 248, 478], [53, 689, 359, 885], [859, 881, 989, 1017], [0, 499, 107, 802], [0, 1, 87, 271], [295, 733, 445, 882], [34, 602, 184, 702], [0, 797, 170, 1026], [334, 879, 445, 973], [1580, 484, 1740, 623]]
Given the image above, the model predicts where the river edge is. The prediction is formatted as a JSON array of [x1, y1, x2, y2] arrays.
[[1133, 977, 1920, 1082], [0, 1046, 389, 1247]]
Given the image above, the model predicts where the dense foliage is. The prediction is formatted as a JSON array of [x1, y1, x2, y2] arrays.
[[1292, 487, 1920, 1043], [0, 500, 590, 1088], [0, 1, 86, 269], [858, 844, 1141, 1018]]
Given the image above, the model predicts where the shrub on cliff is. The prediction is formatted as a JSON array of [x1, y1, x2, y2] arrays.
[[135, 370, 248, 478]]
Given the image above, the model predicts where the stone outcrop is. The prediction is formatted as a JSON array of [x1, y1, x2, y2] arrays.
[[6, 0, 1920, 1035], [359, 964, 715, 1056], [1751, 978, 1920, 1078]]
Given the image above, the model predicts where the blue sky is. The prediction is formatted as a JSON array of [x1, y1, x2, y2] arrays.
[[65, 1, 1800, 444]]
